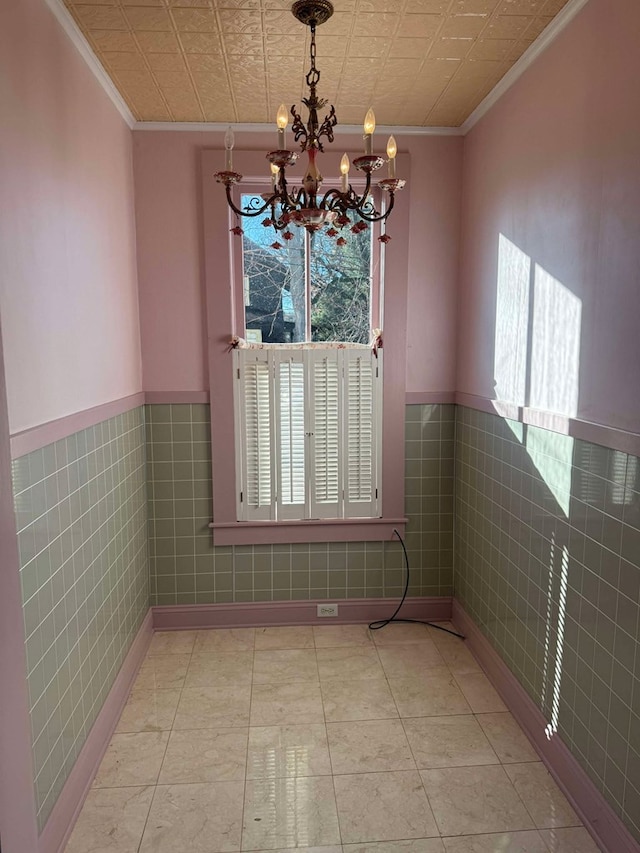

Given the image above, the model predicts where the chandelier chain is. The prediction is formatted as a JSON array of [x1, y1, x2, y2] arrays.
[[307, 24, 320, 89]]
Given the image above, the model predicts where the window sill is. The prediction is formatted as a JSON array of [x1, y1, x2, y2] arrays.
[[209, 517, 407, 546]]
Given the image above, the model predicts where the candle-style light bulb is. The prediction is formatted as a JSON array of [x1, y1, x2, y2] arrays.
[[224, 126, 235, 171], [276, 103, 288, 148], [363, 108, 376, 154], [270, 162, 279, 190], [386, 135, 397, 178], [340, 153, 350, 193]]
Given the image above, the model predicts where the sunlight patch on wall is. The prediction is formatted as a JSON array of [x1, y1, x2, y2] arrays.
[[546, 544, 569, 741], [494, 234, 531, 409], [506, 418, 523, 442], [492, 237, 583, 516], [526, 426, 574, 517], [530, 264, 582, 418]]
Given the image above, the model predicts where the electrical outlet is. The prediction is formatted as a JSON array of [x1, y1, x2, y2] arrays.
[[317, 603, 338, 617]]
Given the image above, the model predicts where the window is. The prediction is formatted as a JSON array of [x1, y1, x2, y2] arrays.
[[239, 192, 376, 345], [234, 346, 382, 522], [230, 187, 383, 525], [203, 147, 409, 545]]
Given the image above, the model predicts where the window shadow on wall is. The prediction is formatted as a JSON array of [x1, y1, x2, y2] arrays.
[[455, 233, 640, 833]]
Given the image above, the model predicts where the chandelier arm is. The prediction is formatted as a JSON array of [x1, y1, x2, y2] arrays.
[[224, 187, 278, 219], [276, 172, 303, 211], [318, 187, 352, 210], [319, 186, 395, 223], [354, 192, 396, 223]]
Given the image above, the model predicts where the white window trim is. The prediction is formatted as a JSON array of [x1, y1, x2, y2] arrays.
[[202, 147, 410, 546]]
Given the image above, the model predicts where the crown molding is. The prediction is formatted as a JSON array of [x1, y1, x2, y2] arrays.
[[460, 0, 591, 134], [132, 121, 464, 136], [43, 0, 136, 129]]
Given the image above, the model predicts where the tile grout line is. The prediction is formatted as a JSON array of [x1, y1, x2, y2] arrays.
[[135, 630, 197, 851], [240, 631, 258, 853], [313, 631, 344, 851]]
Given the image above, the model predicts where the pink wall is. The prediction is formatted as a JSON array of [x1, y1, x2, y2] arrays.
[[405, 136, 462, 395], [457, 0, 640, 434], [133, 130, 462, 396], [0, 0, 142, 436]]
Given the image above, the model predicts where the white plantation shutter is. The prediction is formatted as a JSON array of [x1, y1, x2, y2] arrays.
[[235, 350, 274, 520], [275, 353, 307, 519], [343, 349, 381, 518], [309, 350, 342, 519], [235, 347, 381, 521]]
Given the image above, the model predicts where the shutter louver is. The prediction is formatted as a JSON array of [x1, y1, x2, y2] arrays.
[[236, 352, 274, 520], [276, 355, 307, 518], [344, 350, 381, 517], [310, 352, 341, 518]]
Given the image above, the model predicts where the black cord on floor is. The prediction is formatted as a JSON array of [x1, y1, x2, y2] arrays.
[[368, 528, 466, 640]]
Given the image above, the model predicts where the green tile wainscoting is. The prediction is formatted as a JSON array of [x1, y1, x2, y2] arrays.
[[11, 408, 149, 831], [10, 398, 640, 847], [145, 403, 455, 605], [454, 405, 640, 843]]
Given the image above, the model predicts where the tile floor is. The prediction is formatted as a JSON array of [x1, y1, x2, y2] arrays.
[[64, 622, 602, 852]]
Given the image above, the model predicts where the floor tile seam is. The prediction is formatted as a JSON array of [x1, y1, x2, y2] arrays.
[[146, 650, 195, 657], [340, 833, 443, 844], [99, 779, 248, 789], [245, 771, 336, 782], [331, 767, 440, 843], [167, 724, 251, 733], [417, 761, 547, 838], [330, 757, 527, 776], [92, 780, 161, 790], [158, 635, 195, 809], [158, 772, 250, 786], [481, 760, 545, 833], [471, 707, 540, 765], [340, 832, 446, 842], [177, 637, 197, 699], [450, 671, 504, 714], [330, 768, 431, 778], [160, 727, 251, 781], [399, 714, 501, 770], [317, 672, 388, 683], [330, 759, 420, 776], [376, 638, 404, 723], [164, 662, 183, 732], [398, 703, 476, 718], [189, 651, 255, 662], [437, 828, 550, 845], [134, 783, 156, 853], [323, 713, 401, 723], [329, 766, 345, 848], [504, 759, 583, 827], [320, 650, 346, 851], [252, 671, 321, 685], [241, 640, 259, 849]]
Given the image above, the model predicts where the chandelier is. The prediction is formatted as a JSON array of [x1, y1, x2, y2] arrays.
[[214, 0, 405, 243]]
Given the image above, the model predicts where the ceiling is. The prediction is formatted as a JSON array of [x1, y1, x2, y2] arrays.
[[62, 0, 573, 127]]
